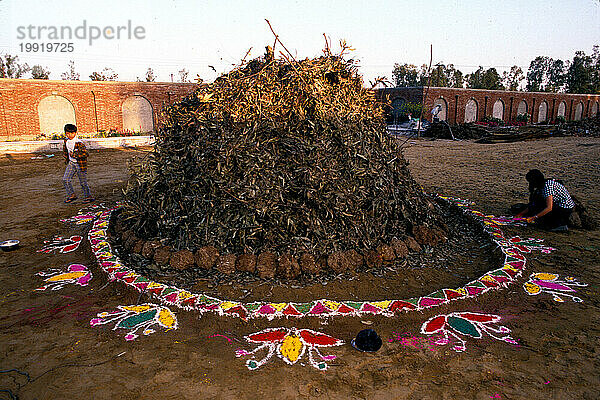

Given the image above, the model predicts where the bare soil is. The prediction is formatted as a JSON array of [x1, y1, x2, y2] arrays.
[[1, 137, 599, 400]]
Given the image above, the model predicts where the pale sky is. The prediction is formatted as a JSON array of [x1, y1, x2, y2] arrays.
[[1, 0, 599, 85]]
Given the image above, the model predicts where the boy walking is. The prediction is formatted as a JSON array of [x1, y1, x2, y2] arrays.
[[62, 124, 94, 203]]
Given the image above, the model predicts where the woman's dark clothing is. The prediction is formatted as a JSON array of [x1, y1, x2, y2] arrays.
[[527, 179, 573, 229], [527, 188, 545, 216], [536, 205, 572, 229]]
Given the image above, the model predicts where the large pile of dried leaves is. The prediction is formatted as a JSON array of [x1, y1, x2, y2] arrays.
[[122, 47, 445, 257]]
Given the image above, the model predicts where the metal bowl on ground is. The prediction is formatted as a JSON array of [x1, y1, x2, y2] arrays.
[[0, 240, 20, 251]]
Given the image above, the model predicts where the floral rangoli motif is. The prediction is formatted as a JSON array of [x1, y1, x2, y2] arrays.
[[90, 303, 178, 341], [60, 203, 110, 225], [236, 327, 344, 370], [38, 235, 82, 254], [524, 272, 587, 302], [36, 264, 92, 291], [420, 312, 517, 352]]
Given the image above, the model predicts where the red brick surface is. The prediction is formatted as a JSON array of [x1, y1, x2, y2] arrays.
[[0, 78, 197, 138], [379, 87, 600, 124], [3, 80, 598, 139]]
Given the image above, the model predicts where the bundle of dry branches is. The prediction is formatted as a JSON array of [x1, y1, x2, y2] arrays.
[[121, 41, 445, 260]]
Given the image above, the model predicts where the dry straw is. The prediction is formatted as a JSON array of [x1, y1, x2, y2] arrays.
[[122, 33, 444, 260]]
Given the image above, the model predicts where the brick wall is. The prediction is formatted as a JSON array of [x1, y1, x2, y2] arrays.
[[0, 78, 197, 139], [379, 87, 600, 124], [3, 80, 598, 140]]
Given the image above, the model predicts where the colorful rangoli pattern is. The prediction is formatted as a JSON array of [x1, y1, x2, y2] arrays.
[[235, 327, 344, 370], [497, 236, 555, 254], [38, 235, 82, 254], [524, 272, 587, 302], [90, 303, 178, 341], [485, 216, 527, 227], [60, 203, 110, 225], [84, 196, 553, 320], [36, 264, 92, 291], [420, 312, 517, 352]]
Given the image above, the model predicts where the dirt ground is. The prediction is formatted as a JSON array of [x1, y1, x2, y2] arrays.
[[1, 137, 599, 400]]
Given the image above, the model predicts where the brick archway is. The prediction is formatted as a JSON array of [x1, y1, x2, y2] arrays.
[[517, 100, 528, 116], [38, 95, 76, 135], [574, 102, 584, 120], [592, 101, 599, 117], [465, 99, 478, 123], [122, 95, 154, 133], [432, 97, 448, 121], [492, 99, 504, 120], [538, 101, 548, 123]]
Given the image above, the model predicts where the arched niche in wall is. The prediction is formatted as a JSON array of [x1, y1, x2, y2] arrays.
[[517, 100, 528, 116], [592, 101, 599, 117], [538, 101, 548, 123], [574, 102, 584, 121], [390, 97, 407, 123], [38, 95, 76, 135], [464, 99, 478, 123], [492, 99, 504, 120], [557, 101, 566, 117], [432, 97, 448, 121], [122, 95, 154, 133]]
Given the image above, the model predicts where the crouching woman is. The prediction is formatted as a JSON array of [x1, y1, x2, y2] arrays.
[[516, 169, 574, 232]]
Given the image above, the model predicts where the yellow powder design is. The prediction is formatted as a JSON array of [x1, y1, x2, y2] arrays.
[[46, 271, 86, 282], [280, 335, 303, 363], [158, 308, 177, 328], [523, 282, 541, 295], [532, 272, 558, 281]]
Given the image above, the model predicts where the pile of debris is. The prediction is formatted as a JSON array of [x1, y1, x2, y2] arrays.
[[118, 45, 449, 278], [475, 125, 562, 143], [561, 116, 600, 137], [423, 122, 490, 140], [424, 116, 600, 142]]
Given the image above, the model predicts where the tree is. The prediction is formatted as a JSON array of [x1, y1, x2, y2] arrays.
[[61, 60, 80, 80], [137, 68, 156, 82], [392, 63, 423, 87], [430, 64, 449, 87], [466, 67, 503, 90], [502, 66, 525, 91], [526, 56, 549, 91], [525, 56, 565, 92], [0, 54, 30, 78], [417, 64, 429, 86], [565, 50, 595, 94], [466, 67, 484, 89], [447, 64, 464, 88], [178, 68, 189, 83], [592, 45, 600, 93], [481, 68, 504, 90], [427, 63, 465, 88], [89, 67, 118, 81], [31, 65, 51, 79], [546, 59, 566, 92], [145, 68, 156, 82], [392, 62, 462, 88]]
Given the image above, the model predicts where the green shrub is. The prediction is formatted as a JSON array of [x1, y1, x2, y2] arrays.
[[400, 102, 426, 119], [388, 101, 427, 123]]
